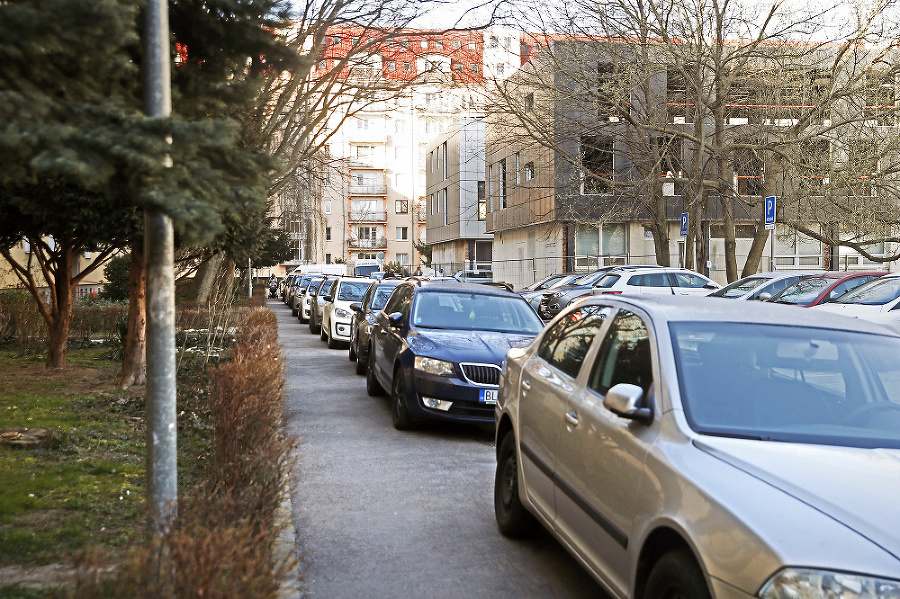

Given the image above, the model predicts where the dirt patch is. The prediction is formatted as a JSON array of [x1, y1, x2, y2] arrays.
[[0, 362, 119, 396], [0, 562, 77, 589]]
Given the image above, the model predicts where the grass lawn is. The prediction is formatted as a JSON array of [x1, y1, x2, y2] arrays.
[[0, 347, 213, 595]]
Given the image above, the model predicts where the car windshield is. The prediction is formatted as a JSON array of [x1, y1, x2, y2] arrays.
[[370, 286, 396, 311], [834, 277, 900, 306], [771, 277, 834, 305], [337, 282, 370, 301], [671, 321, 900, 448], [412, 292, 544, 334], [549, 274, 582, 288], [709, 277, 768, 298]]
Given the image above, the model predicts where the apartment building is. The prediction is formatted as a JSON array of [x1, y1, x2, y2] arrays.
[[481, 40, 900, 288], [279, 26, 523, 274], [424, 117, 492, 274]]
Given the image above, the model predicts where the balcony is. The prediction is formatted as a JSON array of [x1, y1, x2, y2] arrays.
[[349, 237, 387, 249], [349, 184, 387, 195], [349, 210, 387, 222]]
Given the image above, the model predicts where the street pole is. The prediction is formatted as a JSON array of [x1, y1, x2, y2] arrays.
[[144, 0, 177, 541]]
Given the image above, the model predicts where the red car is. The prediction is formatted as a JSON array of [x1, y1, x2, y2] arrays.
[[768, 271, 886, 306]]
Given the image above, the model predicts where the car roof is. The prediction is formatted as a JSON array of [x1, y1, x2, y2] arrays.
[[575, 294, 900, 335], [412, 281, 521, 297]]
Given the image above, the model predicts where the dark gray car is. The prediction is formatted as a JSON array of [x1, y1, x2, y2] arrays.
[[348, 279, 403, 375]]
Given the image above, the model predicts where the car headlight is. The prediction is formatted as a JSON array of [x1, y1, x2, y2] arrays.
[[759, 568, 900, 598], [414, 356, 455, 377], [335, 308, 351, 318]]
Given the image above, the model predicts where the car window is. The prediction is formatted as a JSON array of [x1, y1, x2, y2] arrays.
[[307, 279, 324, 294], [827, 276, 878, 301], [756, 275, 800, 298], [595, 274, 620, 289], [370, 285, 397, 311], [671, 322, 900, 448], [412, 292, 544, 333], [772, 277, 833, 304], [338, 281, 370, 301], [672, 272, 709, 288], [629, 273, 669, 287], [711, 277, 767, 298], [588, 311, 653, 396], [537, 305, 613, 378], [834, 277, 900, 305], [383, 285, 413, 316]]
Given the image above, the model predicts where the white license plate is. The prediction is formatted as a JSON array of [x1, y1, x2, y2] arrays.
[[480, 389, 498, 405]]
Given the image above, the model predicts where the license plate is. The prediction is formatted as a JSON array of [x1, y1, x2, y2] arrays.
[[480, 389, 498, 405]]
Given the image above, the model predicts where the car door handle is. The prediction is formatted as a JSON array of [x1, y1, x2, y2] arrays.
[[521, 379, 531, 390], [565, 410, 579, 427]]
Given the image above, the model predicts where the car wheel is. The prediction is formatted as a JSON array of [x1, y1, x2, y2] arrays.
[[290, 302, 298, 317], [348, 336, 357, 361], [643, 549, 711, 599], [327, 324, 341, 349], [494, 432, 539, 538], [320, 318, 328, 341], [308, 313, 317, 333], [365, 346, 385, 396], [390, 367, 416, 430], [355, 351, 367, 375]]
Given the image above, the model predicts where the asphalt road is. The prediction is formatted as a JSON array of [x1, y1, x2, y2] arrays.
[[273, 298, 609, 599]]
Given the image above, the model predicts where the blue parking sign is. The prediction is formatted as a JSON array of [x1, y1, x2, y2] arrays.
[[680, 212, 689, 236], [765, 196, 776, 229]]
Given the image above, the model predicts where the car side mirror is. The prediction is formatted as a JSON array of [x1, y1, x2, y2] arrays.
[[350, 302, 363, 313], [321, 295, 332, 302], [387, 312, 404, 327], [756, 292, 773, 301], [703, 283, 718, 290], [603, 383, 652, 422]]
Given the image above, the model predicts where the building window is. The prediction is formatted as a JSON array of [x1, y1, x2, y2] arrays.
[[525, 162, 535, 181], [525, 92, 534, 112], [575, 223, 627, 268], [324, 200, 332, 214], [489, 36, 498, 48], [734, 147, 765, 196], [453, 40, 461, 49], [471, 64, 479, 73], [388, 61, 395, 71], [396, 200, 409, 214], [454, 63, 463, 72], [403, 62, 411, 72], [442, 189, 449, 226], [496, 63, 505, 75], [515, 153, 521, 184], [498, 159, 507, 208], [352, 36, 360, 46], [396, 253, 409, 266], [487, 164, 493, 212], [396, 227, 409, 241], [774, 224, 822, 267], [357, 117, 369, 130], [399, 39, 408, 48], [435, 40, 443, 50], [325, 253, 332, 264], [581, 136, 615, 194], [420, 40, 428, 49], [442, 142, 448, 180], [325, 227, 332, 241], [477, 181, 486, 221]]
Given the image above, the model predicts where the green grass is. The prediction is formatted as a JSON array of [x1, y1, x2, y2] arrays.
[[0, 348, 213, 572]]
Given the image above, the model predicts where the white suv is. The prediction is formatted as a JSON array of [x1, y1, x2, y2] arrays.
[[591, 267, 719, 296], [320, 277, 373, 349]]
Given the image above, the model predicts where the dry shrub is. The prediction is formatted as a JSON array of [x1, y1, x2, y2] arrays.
[[0, 289, 47, 350], [70, 305, 128, 342], [70, 305, 297, 598]]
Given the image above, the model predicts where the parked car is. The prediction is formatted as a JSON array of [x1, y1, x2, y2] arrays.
[[299, 276, 325, 324], [452, 270, 493, 283], [519, 273, 577, 293], [319, 277, 372, 349], [813, 274, 900, 333], [281, 273, 297, 302], [308, 275, 337, 335], [537, 266, 637, 321], [521, 273, 584, 312], [289, 274, 315, 317], [494, 294, 900, 599], [590, 266, 720, 298], [706, 271, 818, 300], [767, 271, 884, 306], [366, 281, 544, 430], [348, 279, 404, 375]]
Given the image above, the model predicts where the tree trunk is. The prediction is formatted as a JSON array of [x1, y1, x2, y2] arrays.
[[45, 250, 74, 368], [118, 243, 147, 388], [195, 252, 222, 304], [742, 225, 771, 277]]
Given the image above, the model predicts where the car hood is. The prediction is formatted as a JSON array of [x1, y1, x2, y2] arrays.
[[407, 329, 536, 365], [697, 437, 900, 559]]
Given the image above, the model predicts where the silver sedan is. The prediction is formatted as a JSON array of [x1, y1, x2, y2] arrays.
[[494, 294, 900, 599]]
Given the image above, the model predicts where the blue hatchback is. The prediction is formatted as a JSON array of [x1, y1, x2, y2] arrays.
[[366, 281, 544, 430]]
